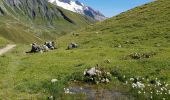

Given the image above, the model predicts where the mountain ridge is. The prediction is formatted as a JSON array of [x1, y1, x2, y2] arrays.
[[0, 0, 95, 43], [48, 0, 106, 21]]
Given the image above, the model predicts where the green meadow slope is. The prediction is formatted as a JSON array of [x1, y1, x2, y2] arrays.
[[0, 0, 94, 44], [0, 0, 170, 99], [59, 0, 170, 48]]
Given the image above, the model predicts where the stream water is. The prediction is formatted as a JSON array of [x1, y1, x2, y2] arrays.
[[67, 82, 134, 100]]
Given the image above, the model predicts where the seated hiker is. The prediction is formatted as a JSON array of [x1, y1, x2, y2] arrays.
[[42, 45, 49, 52], [44, 41, 55, 50], [67, 42, 78, 50], [26, 43, 41, 53], [52, 41, 57, 49], [31, 43, 41, 53]]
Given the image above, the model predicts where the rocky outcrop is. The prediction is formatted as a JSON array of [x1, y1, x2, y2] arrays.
[[0, 0, 75, 24]]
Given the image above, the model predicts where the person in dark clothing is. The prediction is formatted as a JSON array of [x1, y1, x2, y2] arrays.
[[67, 42, 77, 50], [26, 43, 41, 53]]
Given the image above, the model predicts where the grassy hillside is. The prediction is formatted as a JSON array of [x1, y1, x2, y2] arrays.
[[0, 0, 94, 44], [0, 0, 170, 99], [0, 36, 9, 48], [58, 0, 170, 48]]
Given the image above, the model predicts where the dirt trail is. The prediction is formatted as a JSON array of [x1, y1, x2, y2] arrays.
[[0, 44, 16, 55]]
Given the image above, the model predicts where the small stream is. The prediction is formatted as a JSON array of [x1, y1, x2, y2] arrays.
[[67, 82, 134, 100]]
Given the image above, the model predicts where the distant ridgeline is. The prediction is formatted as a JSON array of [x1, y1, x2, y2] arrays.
[[0, 0, 95, 43]]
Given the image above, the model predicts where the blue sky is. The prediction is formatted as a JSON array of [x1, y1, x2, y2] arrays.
[[79, 0, 152, 17]]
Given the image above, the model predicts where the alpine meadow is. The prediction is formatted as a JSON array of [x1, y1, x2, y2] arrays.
[[0, 0, 170, 100]]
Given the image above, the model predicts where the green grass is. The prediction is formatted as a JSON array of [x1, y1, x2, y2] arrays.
[[0, 0, 170, 99], [0, 36, 9, 48], [58, 0, 170, 48], [0, 45, 169, 99]]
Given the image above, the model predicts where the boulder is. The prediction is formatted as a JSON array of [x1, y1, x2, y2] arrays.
[[83, 66, 111, 84], [84, 67, 96, 76]]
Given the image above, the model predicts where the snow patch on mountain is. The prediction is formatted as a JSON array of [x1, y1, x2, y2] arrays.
[[48, 0, 106, 21]]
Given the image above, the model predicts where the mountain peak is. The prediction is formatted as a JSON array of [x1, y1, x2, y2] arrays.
[[48, 0, 106, 21]]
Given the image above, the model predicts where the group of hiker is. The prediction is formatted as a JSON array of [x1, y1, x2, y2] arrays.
[[26, 41, 78, 53]]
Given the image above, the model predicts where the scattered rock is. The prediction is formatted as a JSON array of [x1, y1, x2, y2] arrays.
[[83, 66, 111, 84], [130, 52, 141, 59], [128, 51, 157, 60], [84, 67, 97, 76], [104, 59, 111, 64], [115, 44, 122, 48], [72, 33, 79, 36]]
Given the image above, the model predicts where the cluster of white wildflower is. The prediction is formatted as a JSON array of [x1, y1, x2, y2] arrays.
[[51, 79, 58, 83], [132, 82, 145, 89], [124, 77, 170, 99], [130, 78, 134, 81], [64, 88, 73, 94]]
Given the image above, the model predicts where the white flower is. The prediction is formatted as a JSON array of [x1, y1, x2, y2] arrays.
[[137, 77, 139, 80], [138, 91, 141, 94], [165, 84, 168, 87], [83, 69, 88, 75], [168, 90, 170, 94], [125, 81, 128, 84], [49, 96, 53, 99], [123, 75, 126, 78], [156, 80, 161, 86], [137, 82, 145, 89], [51, 79, 58, 83], [106, 78, 110, 83], [80, 87, 83, 90], [132, 83, 137, 88], [64, 88, 70, 94], [163, 98, 165, 100], [151, 96, 153, 99], [130, 78, 134, 81], [106, 72, 111, 75], [163, 87, 167, 91], [147, 79, 149, 82]]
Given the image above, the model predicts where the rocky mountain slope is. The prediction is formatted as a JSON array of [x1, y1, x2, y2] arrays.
[[0, 0, 95, 43]]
